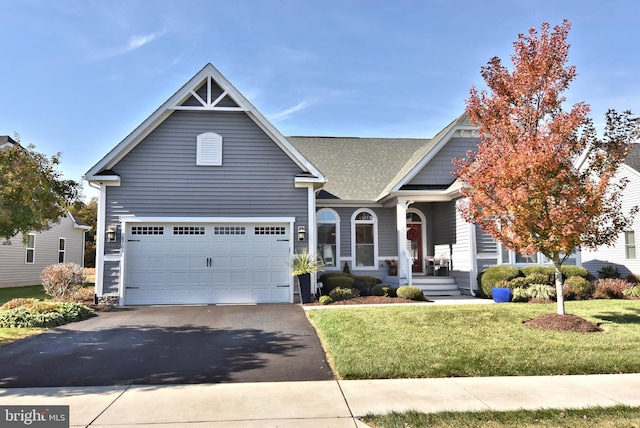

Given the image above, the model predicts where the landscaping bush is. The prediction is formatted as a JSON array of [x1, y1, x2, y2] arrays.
[[626, 274, 640, 284], [370, 285, 397, 297], [526, 273, 552, 286], [396, 286, 426, 301], [41, 263, 85, 299], [511, 287, 530, 302], [1, 298, 41, 311], [0, 300, 94, 328], [561, 265, 590, 279], [342, 262, 351, 275], [563, 276, 593, 300], [322, 276, 355, 295], [593, 278, 633, 299], [318, 295, 333, 305], [478, 266, 521, 298], [623, 285, 640, 298], [525, 284, 556, 301], [507, 277, 529, 289], [318, 272, 352, 284], [329, 287, 359, 301], [520, 266, 555, 281], [69, 286, 95, 303], [598, 264, 621, 279], [352, 276, 382, 296]]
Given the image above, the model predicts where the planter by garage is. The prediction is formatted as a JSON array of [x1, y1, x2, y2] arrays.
[[297, 273, 313, 304]]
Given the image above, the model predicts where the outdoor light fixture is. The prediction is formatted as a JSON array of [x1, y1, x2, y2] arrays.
[[298, 226, 306, 241], [106, 225, 117, 243]]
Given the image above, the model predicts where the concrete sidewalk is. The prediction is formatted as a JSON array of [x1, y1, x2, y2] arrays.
[[1, 373, 639, 427]]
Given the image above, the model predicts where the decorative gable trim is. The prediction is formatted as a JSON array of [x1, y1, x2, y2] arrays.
[[85, 63, 325, 183]]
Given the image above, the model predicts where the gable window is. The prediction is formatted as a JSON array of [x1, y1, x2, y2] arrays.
[[352, 209, 377, 268], [196, 132, 222, 166], [625, 231, 636, 259], [58, 238, 66, 263], [25, 233, 35, 264], [317, 209, 339, 268]]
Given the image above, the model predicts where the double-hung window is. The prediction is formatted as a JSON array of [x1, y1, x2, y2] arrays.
[[58, 238, 66, 263], [625, 231, 636, 259], [317, 209, 339, 268], [25, 234, 35, 264], [352, 209, 377, 268]]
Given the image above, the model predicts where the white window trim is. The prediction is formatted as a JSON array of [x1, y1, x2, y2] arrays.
[[317, 208, 340, 269], [25, 233, 35, 264], [351, 208, 378, 269], [58, 237, 66, 263], [498, 244, 579, 266], [196, 132, 223, 166], [625, 230, 636, 260]]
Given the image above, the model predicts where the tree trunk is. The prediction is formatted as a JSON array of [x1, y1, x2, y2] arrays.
[[553, 255, 565, 315]]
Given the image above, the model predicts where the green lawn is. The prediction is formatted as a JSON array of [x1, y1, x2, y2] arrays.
[[363, 405, 640, 428], [0, 285, 50, 347], [306, 300, 640, 379], [0, 285, 49, 306]]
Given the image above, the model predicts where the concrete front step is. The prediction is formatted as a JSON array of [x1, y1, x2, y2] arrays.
[[412, 276, 461, 296]]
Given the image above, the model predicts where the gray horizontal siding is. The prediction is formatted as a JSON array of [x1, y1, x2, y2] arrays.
[[105, 110, 308, 233], [0, 216, 86, 287], [432, 201, 456, 245], [476, 227, 498, 255], [409, 137, 480, 185]]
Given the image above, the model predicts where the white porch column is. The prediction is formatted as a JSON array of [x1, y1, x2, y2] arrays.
[[396, 200, 412, 285]]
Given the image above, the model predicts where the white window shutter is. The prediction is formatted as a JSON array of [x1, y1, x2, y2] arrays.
[[197, 132, 222, 166]]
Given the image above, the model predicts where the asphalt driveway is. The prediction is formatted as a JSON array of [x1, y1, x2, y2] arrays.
[[0, 305, 334, 388]]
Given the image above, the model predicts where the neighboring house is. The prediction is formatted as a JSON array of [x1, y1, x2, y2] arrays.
[[84, 63, 584, 306], [580, 143, 640, 278], [0, 212, 90, 288], [0, 135, 91, 288]]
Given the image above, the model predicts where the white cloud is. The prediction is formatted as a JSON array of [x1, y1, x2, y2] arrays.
[[90, 31, 163, 60], [269, 99, 317, 122]]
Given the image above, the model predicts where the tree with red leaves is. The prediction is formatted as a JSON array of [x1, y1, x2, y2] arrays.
[[454, 20, 638, 315]]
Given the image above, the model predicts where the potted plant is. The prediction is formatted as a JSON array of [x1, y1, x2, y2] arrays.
[[288, 248, 323, 303], [385, 259, 398, 276]]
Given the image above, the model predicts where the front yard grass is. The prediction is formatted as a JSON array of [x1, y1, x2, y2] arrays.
[[0, 285, 49, 306], [306, 300, 640, 379], [362, 405, 640, 428]]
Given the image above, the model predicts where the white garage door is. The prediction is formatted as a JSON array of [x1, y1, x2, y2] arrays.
[[124, 223, 291, 305]]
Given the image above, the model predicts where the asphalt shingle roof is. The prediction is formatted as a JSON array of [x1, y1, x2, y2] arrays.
[[287, 113, 471, 201], [624, 143, 640, 173]]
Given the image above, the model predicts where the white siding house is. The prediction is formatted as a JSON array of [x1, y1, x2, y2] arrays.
[[0, 213, 90, 288]]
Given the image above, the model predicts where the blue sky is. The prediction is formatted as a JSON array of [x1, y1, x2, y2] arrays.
[[1, 0, 639, 200]]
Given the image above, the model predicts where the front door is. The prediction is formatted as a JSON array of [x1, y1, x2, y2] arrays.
[[407, 223, 422, 273]]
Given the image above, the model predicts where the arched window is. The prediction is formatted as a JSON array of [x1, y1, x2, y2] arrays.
[[317, 209, 339, 268], [351, 209, 377, 268]]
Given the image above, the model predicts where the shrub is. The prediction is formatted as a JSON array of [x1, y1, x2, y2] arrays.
[[396, 286, 426, 301], [623, 285, 640, 298], [511, 287, 531, 302], [0, 301, 94, 328], [593, 278, 633, 299], [318, 295, 333, 305], [598, 264, 621, 279], [318, 272, 351, 284], [626, 274, 640, 284], [563, 276, 592, 300], [520, 266, 555, 281], [507, 277, 529, 289], [1, 298, 41, 310], [526, 273, 552, 286], [41, 263, 85, 299], [561, 265, 590, 279], [478, 266, 521, 298], [329, 287, 359, 301], [370, 285, 397, 297], [526, 284, 556, 300], [69, 286, 95, 302], [322, 276, 355, 295], [352, 276, 382, 296]]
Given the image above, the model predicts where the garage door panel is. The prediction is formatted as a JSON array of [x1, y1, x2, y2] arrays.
[[125, 223, 291, 305]]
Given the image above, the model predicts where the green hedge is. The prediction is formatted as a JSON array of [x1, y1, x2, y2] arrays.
[[0, 301, 94, 328], [396, 286, 426, 301], [478, 266, 521, 298], [322, 276, 355, 295]]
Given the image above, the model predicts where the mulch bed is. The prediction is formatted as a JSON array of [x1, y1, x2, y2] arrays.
[[524, 313, 603, 333]]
